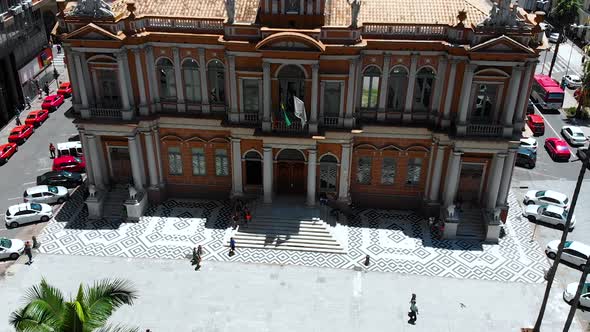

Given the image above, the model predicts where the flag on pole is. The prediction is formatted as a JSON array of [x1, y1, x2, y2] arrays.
[[293, 96, 307, 125], [281, 103, 292, 127]]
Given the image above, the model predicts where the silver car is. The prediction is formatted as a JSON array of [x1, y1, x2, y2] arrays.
[[4, 203, 53, 228], [23, 185, 69, 204], [561, 126, 588, 146], [523, 204, 575, 230], [546, 240, 590, 269]]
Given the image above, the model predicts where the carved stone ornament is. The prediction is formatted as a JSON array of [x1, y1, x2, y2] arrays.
[[478, 0, 523, 28], [69, 0, 115, 18], [347, 0, 361, 29]]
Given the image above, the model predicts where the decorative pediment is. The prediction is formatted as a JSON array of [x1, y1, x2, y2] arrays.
[[64, 23, 122, 41], [470, 35, 535, 55], [256, 32, 325, 52]]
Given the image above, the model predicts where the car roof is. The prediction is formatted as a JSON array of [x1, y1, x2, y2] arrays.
[[57, 141, 81, 150], [568, 74, 581, 79], [517, 147, 535, 156], [11, 125, 27, 131], [567, 241, 590, 255], [529, 114, 543, 122], [543, 190, 568, 201], [25, 185, 50, 195], [520, 137, 536, 143], [544, 204, 565, 214], [7, 203, 34, 213], [0, 143, 14, 148], [54, 156, 77, 162]]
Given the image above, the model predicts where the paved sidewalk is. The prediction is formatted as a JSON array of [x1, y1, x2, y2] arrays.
[[0, 253, 583, 332]]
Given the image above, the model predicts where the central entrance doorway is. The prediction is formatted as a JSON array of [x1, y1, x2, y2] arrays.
[[108, 146, 131, 183], [457, 163, 485, 207], [276, 149, 305, 194]]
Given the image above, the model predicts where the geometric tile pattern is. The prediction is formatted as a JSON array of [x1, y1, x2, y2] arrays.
[[39, 190, 549, 283]]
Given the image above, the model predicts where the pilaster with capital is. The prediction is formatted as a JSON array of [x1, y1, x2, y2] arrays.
[[403, 55, 418, 122], [231, 138, 243, 196], [486, 153, 507, 209], [502, 66, 524, 137], [262, 62, 272, 131], [116, 51, 131, 113], [263, 147, 273, 203], [306, 150, 317, 206], [441, 60, 458, 128], [133, 48, 149, 115], [228, 54, 239, 122], [198, 48, 210, 113], [443, 150, 463, 207], [456, 63, 477, 135], [431, 57, 447, 120], [172, 47, 185, 111], [309, 63, 319, 133], [377, 54, 391, 120], [145, 46, 160, 111], [338, 143, 352, 201]]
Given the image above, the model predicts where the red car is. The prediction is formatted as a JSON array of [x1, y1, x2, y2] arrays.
[[545, 137, 571, 161], [24, 109, 49, 127], [52, 155, 86, 173], [41, 94, 65, 112], [0, 143, 17, 164], [57, 82, 73, 98], [8, 125, 34, 145], [527, 114, 545, 136]]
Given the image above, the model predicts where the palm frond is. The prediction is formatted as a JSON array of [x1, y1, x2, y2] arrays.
[[61, 302, 85, 332], [95, 323, 140, 332], [24, 279, 66, 319], [85, 278, 138, 310], [9, 306, 57, 332]]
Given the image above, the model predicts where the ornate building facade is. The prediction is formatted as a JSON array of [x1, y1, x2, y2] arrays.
[[55, 0, 545, 240]]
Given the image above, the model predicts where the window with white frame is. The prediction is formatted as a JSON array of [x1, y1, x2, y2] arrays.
[[156, 58, 176, 100], [182, 59, 201, 103], [191, 148, 206, 176], [361, 66, 380, 110], [356, 156, 372, 184], [381, 157, 396, 185], [215, 149, 229, 176], [406, 158, 423, 185], [471, 83, 499, 122], [207, 60, 225, 104], [242, 79, 259, 112], [96, 70, 121, 108], [323, 82, 341, 116], [168, 146, 183, 175], [387, 66, 408, 111], [413, 68, 435, 112]]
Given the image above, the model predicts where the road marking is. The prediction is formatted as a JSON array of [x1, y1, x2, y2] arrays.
[[7, 197, 21, 201], [22, 181, 36, 186], [536, 111, 560, 137], [36, 167, 51, 172]]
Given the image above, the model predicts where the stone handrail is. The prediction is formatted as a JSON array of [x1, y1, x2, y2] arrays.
[[362, 23, 448, 39], [89, 108, 122, 119], [131, 16, 225, 32], [466, 123, 503, 137]]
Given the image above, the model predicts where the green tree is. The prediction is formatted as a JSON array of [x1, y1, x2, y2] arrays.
[[547, 0, 581, 76], [574, 45, 590, 118], [9, 278, 138, 332]]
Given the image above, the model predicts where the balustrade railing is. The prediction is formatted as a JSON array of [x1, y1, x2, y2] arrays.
[[465, 123, 503, 137], [362, 24, 448, 39], [131, 16, 224, 32], [272, 120, 306, 133], [323, 116, 340, 127], [243, 112, 259, 123], [89, 108, 122, 119]]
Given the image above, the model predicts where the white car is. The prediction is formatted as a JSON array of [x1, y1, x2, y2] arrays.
[[546, 240, 590, 269], [4, 203, 53, 229], [523, 204, 575, 230], [561, 126, 588, 146], [549, 32, 562, 43], [523, 190, 569, 209], [562, 74, 583, 89], [23, 185, 69, 204], [564, 282, 590, 309], [0, 237, 24, 260], [520, 137, 538, 152]]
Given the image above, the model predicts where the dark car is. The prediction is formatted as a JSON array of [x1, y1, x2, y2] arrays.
[[36, 171, 83, 188], [516, 147, 537, 169], [527, 99, 535, 115]]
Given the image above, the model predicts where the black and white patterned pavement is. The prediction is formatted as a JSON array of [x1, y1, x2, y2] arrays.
[[38, 189, 548, 283]]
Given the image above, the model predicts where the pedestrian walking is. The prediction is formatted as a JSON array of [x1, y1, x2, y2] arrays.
[[244, 207, 251, 226], [231, 212, 239, 230], [191, 246, 202, 271], [57, 44, 62, 54], [196, 244, 202, 257], [229, 237, 236, 256], [408, 294, 418, 325], [24, 241, 33, 265], [43, 82, 50, 96], [49, 143, 56, 159], [25, 96, 31, 109], [15, 116, 21, 126]]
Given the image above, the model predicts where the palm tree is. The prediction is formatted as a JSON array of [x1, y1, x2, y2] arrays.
[[9, 278, 139, 332], [547, 0, 581, 76], [574, 45, 590, 118]]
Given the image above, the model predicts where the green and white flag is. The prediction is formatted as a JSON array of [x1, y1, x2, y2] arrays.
[[293, 96, 307, 125], [281, 103, 292, 127]]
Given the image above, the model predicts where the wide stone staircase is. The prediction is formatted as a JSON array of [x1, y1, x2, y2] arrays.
[[455, 209, 486, 240], [227, 216, 346, 254], [102, 187, 128, 218]]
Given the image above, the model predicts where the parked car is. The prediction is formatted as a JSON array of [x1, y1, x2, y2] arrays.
[[4, 202, 53, 228], [52, 156, 85, 173], [561, 75, 583, 89], [564, 282, 590, 309], [523, 190, 569, 208], [7, 125, 34, 145], [41, 94, 64, 112], [0, 143, 17, 164], [0, 237, 24, 260], [516, 147, 536, 169], [523, 204, 575, 230], [527, 99, 535, 115], [520, 137, 538, 152], [36, 171, 83, 188], [24, 109, 49, 127], [545, 137, 571, 161], [57, 141, 83, 157], [23, 185, 69, 204], [561, 126, 588, 146], [56, 82, 73, 98], [546, 240, 590, 269], [527, 114, 545, 136]]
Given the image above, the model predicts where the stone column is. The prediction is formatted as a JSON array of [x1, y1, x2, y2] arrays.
[[153, 128, 165, 186], [486, 153, 506, 209], [143, 131, 159, 189], [310, 64, 319, 133], [496, 149, 517, 207], [456, 63, 476, 135], [80, 130, 95, 186], [198, 48, 210, 113], [116, 51, 131, 111], [128, 135, 144, 190], [441, 60, 458, 128], [87, 134, 104, 190], [377, 54, 391, 121], [428, 144, 446, 202], [403, 54, 418, 121], [306, 149, 317, 206], [263, 147, 273, 203], [338, 143, 352, 201], [502, 66, 524, 137], [66, 48, 81, 107], [172, 47, 185, 111], [513, 62, 535, 135], [262, 62, 271, 131], [74, 53, 89, 109], [133, 48, 149, 115], [145, 46, 160, 111], [228, 55, 239, 122], [344, 59, 357, 127], [443, 150, 462, 207], [431, 57, 447, 120], [231, 138, 243, 196]]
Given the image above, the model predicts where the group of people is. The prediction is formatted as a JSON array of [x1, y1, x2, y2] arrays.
[[231, 199, 251, 230]]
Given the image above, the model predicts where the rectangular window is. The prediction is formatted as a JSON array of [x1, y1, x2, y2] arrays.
[[323, 82, 341, 116], [471, 83, 499, 121], [242, 79, 259, 112], [168, 147, 183, 175], [361, 76, 380, 109], [356, 156, 372, 184], [381, 157, 396, 185], [191, 148, 206, 176], [406, 158, 423, 185], [215, 149, 229, 176], [183, 67, 201, 103]]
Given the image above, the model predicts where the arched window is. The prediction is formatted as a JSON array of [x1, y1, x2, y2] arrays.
[[413, 68, 435, 112], [207, 60, 225, 104], [182, 59, 201, 103], [387, 66, 408, 111], [361, 66, 381, 110], [156, 58, 176, 100]]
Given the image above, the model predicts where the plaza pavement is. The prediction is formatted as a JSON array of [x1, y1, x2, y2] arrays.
[[0, 253, 583, 332]]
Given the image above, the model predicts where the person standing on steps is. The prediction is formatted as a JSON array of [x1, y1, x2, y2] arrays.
[[49, 143, 56, 159], [229, 237, 236, 256], [24, 241, 33, 265], [408, 293, 418, 325]]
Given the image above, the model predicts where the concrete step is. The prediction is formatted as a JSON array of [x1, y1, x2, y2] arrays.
[[235, 228, 332, 237], [232, 232, 340, 243], [456, 222, 486, 240], [229, 242, 346, 254]]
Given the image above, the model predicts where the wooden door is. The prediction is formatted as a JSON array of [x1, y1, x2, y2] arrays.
[[457, 164, 484, 207], [277, 162, 305, 194], [110, 147, 131, 183]]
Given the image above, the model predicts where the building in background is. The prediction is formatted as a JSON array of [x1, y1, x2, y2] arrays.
[[55, 0, 545, 241]]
